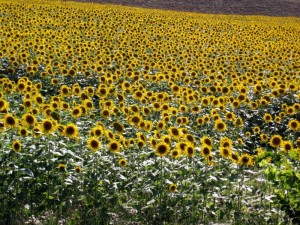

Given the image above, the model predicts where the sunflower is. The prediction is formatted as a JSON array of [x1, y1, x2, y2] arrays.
[[220, 147, 231, 159], [168, 184, 177, 192], [274, 116, 282, 123], [225, 111, 235, 121], [161, 135, 172, 145], [170, 149, 181, 159], [245, 131, 251, 138], [92, 126, 103, 137], [185, 145, 195, 157], [252, 126, 260, 134], [18, 127, 28, 137], [12, 140, 22, 152], [155, 142, 170, 157], [40, 119, 56, 134], [108, 140, 121, 153], [281, 140, 293, 154], [0, 98, 9, 111], [64, 123, 79, 139], [168, 126, 181, 140], [71, 106, 82, 118], [4, 113, 18, 129], [201, 145, 211, 158], [234, 117, 244, 128], [263, 113, 272, 123], [60, 85, 70, 97], [112, 122, 124, 133], [87, 137, 101, 152], [200, 136, 213, 148], [155, 121, 165, 131], [129, 114, 142, 125], [196, 117, 204, 126], [288, 119, 299, 131], [57, 163, 66, 172], [286, 106, 295, 115], [239, 154, 254, 166], [32, 126, 42, 138], [230, 152, 239, 164], [74, 166, 82, 173], [150, 137, 157, 148], [260, 133, 268, 142], [119, 158, 127, 167], [269, 134, 283, 148], [214, 119, 227, 132]]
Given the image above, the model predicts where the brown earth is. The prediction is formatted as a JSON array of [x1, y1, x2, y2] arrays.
[[75, 0, 300, 17]]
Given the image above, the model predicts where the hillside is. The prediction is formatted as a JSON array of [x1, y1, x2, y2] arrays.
[[77, 0, 300, 17]]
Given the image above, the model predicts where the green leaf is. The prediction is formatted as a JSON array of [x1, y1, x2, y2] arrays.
[[19, 168, 34, 177]]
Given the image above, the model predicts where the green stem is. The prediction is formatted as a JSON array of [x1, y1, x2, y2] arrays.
[[160, 157, 163, 224]]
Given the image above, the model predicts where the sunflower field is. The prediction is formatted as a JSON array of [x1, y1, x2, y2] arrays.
[[0, 0, 299, 224]]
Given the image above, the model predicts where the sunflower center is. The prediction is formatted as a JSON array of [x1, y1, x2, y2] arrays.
[[158, 145, 167, 154], [66, 126, 75, 135]]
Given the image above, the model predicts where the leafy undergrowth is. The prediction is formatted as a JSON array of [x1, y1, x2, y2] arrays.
[[0, 0, 299, 224]]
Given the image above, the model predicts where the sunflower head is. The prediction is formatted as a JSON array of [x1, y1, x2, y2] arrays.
[[270, 135, 282, 148], [281, 140, 293, 154], [155, 142, 170, 157], [168, 184, 177, 192], [74, 166, 82, 173], [239, 154, 254, 166], [119, 158, 127, 167], [12, 140, 22, 152], [170, 149, 181, 159], [64, 123, 79, 138], [220, 147, 231, 158], [4, 114, 18, 129], [57, 163, 66, 172], [288, 119, 299, 131], [201, 145, 211, 158], [87, 137, 101, 152], [109, 141, 121, 153], [185, 145, 195, 157], [214, 119, 227, 132]]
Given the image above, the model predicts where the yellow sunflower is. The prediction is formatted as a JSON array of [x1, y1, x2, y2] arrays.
[[87, 137, 101, 152], [155, 142, 170, 157]]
